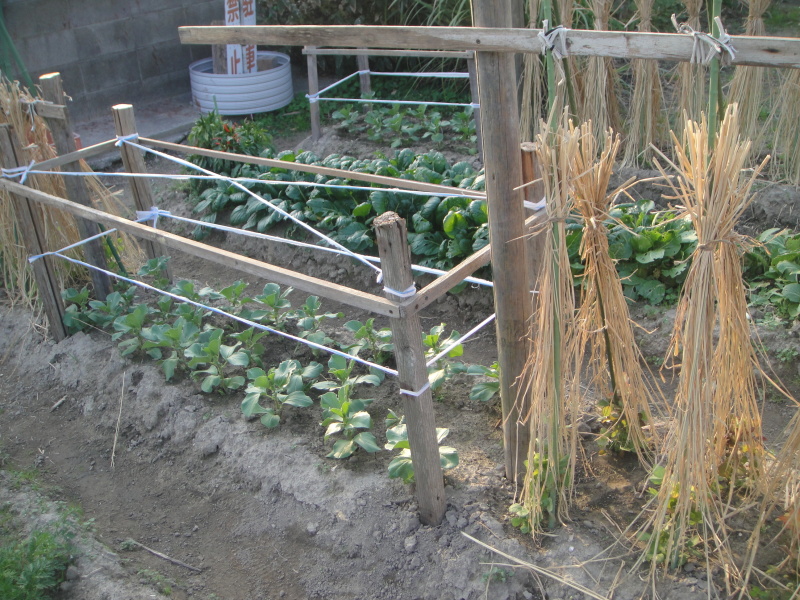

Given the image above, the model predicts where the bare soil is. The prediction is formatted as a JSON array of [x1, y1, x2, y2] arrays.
[[1, 131, 798, 600]]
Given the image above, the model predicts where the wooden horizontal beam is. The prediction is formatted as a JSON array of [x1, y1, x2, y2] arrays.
[[302, 47, 473, 59], [24, 101, 67, 120], [0, 178, 402, 318], [142, 138, 486, 200], [408, 211, 545, 312], [179, 25, 800, 69], [33, 139, 119, 172]]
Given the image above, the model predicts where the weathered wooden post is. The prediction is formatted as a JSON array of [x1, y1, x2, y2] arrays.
[[306, 47, 322, 141], [112, 104, 171, 280], [471, 0, 532, 481], [374, 211, 446, 526], [0, 125, 67, 341], [39, 72, 112, 300]]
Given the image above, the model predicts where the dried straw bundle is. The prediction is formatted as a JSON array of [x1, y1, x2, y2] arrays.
[[770, 70, 800, 185], [727, 0, 771, 149], [0, 77, 141, 308], [570, 122, 657, 463], [673, 0, 706, 124], [520, 0, 545, 140], [518, 111, 581, 531], [579, 0, 620, 147], [639, 105, 768, 583], [622, 0, 665, 166]]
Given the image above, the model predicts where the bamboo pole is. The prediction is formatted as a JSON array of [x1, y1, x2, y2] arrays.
[[39, 72, 112, 300], [0, 125, 67, 341], [471, 0, 532, 482], [708, 0, 723, 145], [373, 212, 445, 526], [112, 104, 171, 281]]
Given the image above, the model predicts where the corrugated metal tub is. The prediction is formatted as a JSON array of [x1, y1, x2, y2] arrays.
[[189, 51, 293, 115]]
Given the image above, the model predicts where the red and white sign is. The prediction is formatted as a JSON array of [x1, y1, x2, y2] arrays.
[[225, 0, 256, 74]]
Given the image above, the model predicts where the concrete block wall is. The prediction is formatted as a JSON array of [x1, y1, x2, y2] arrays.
[[4, 0, 221, 120]]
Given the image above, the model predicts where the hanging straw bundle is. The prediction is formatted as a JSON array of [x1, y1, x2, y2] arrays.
[[517, 110, 581, 531], [727, 0, 772, 151], [770, 70, 800, 185], [570, 122, 658, 463], [520, 0, 545, 141], [637, 105, 769, 586], [673, 0, 706, 124], [0, 76, 142, 309], [622, 0, 665, 166], [579, 0, 620, 147]]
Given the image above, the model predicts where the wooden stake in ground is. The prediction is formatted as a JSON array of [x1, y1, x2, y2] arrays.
[[637, 105, 769, 588], [472, 0, 533, 482], [373, 212, 445, 526]]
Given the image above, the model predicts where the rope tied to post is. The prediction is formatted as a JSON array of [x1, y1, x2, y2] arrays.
[[400, 381, 431, 397], [1, 160, 35, 184], [538, 21, 569, 60], [116, 133, 140, 146], [672, 14, 736, 66]]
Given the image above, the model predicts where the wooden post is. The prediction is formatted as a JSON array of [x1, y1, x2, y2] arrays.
[[374, 212, 446, 526], [466, 55, 483, 161], [356, 50, 372, 113], [112, 104, 171, 281], [0, 125, 67, 341], [306, 47, 322, 141], [39, 72, 112, 300], [471, 0, 532, 482]]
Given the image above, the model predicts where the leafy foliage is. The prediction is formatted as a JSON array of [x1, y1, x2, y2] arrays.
[[241, 360, 323, 428], [384, 411, 459, 482], [744, 228, 800, 321]]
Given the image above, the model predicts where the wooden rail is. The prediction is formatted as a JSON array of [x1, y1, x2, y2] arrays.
[[179, 25, 800, 69], [0, 178, 403, 318]]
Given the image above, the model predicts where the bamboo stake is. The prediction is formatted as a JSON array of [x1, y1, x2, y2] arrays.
[[708, 0, 722, 145]]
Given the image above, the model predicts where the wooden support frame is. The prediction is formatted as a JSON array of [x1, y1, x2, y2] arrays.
[[180, 26, 800, 69], [302, 45, 483, 150], [39, 72, 112, 300], [0, 178, 402, 318], [0, 125, 67, 341], [112, 104, 171, 281]]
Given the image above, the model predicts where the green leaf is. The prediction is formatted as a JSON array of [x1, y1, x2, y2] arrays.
[[782, 283, 800, 303], [162, 357, 179, 382], [327, 439, 357, 459], [241, 393, 268, 417], [388, 451, 415, 483], [201, 375, 221, 393], [470, 381, 499, 402], [283, 391, 313, 408], [349, 411, 372, 430], [439, 446, 459, 470], [261, 412, 281, 428], [354, 432, 380, 453]]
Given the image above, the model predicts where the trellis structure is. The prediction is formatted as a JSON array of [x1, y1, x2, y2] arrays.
[[2, 6, 799, 528], [177, 3, 800, 487]]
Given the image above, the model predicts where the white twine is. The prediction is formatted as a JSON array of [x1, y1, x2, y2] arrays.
[[32, 248, 400, 377], [1, 160, 35, 184], [115, 133, 139, 146], [383, 284, 417, 298], [400, 381, 431, 397], [425, 312, 496, 368], [117, 137, 384, 276], [671, 14, 736, 66], [538, 22, 569, 60]]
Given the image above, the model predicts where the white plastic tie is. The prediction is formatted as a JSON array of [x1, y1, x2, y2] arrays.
[[400, 381, 431, 397], [383, 284, 417, 299], [538, 22, 569, 59], [524, 197, 547, 211], [115, 133, 139, 147], [1, 160, 35, 184], [672, 14, 736, 66], [135, 206, 165, 229]]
